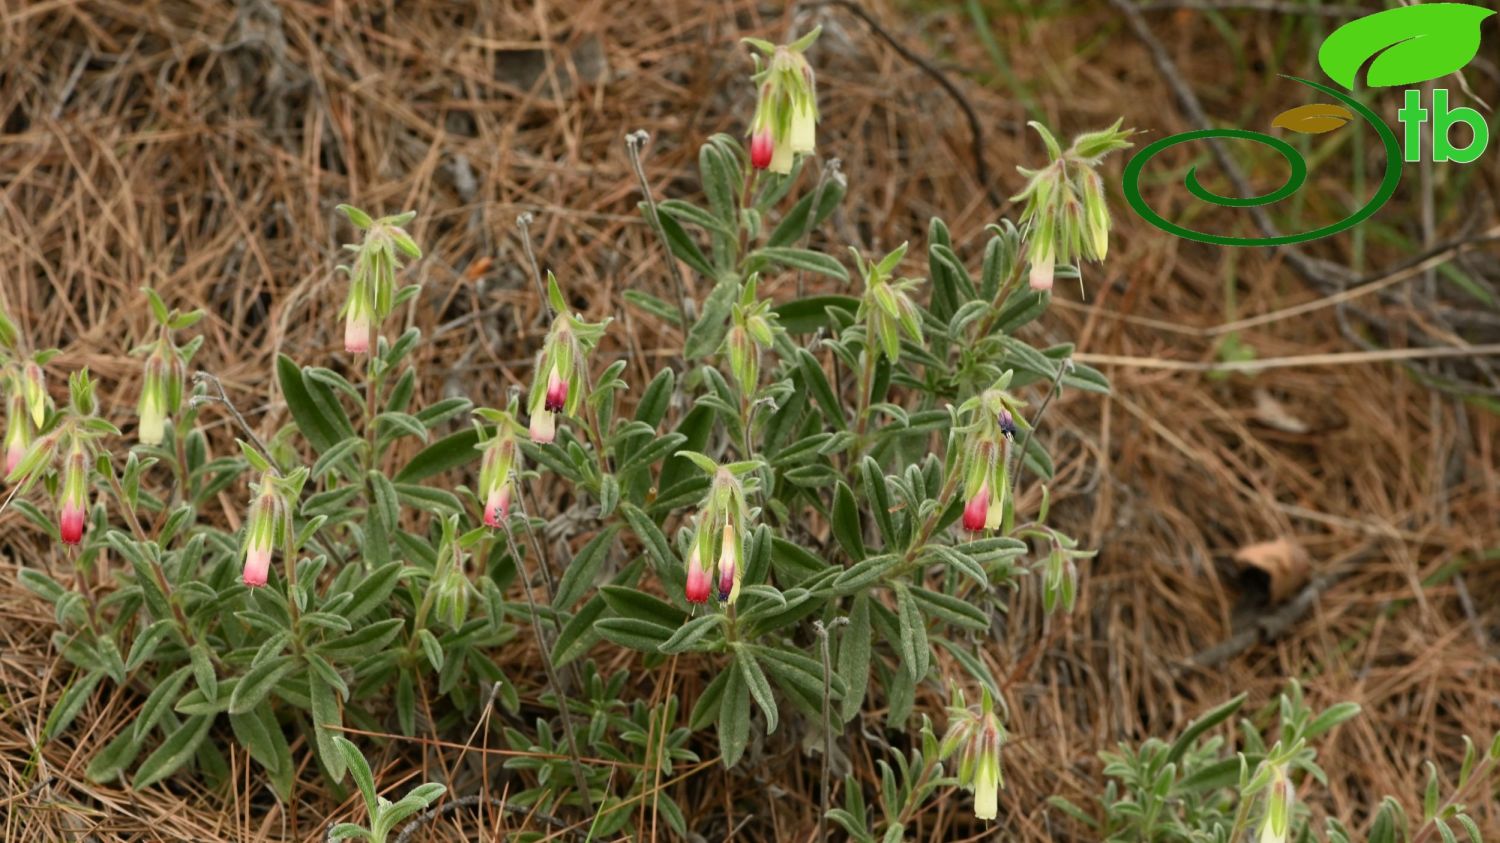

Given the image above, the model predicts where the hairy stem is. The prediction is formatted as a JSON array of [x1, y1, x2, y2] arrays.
[[625, 130, 692, 330]]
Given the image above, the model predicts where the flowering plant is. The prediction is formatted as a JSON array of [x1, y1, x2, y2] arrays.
[[12, 26, 1483, 843]]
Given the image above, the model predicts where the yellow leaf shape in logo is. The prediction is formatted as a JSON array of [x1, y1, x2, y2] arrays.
[[1271, 103, 1355, 134]]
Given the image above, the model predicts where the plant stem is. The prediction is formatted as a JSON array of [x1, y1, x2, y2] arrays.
[[813, 619, 847, 843], [1008, 357, 1072, 507], [625, 130, 692, 331], [499, 523, 594, 814], [515, 213, 552, 315]]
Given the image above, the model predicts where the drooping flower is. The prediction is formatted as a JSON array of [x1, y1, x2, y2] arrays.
[[1012, 120, 1134, 296], [336, 205, 423, 355], [685, 546, 711, 604], [680, 460, 755, 608], [136, 349, 179, 446], [1256, 762, 1295, 843], [476, 411, 522, 528], [963, 483, 990, 533], [242, 473, 284, 587], [527, 272, 607, 445], [21, 362, 46, 428], [940, 686, 1007, 822], [58, 446, 88, 546], [544, 367, 567, 413], [749, 127, 773, 170], [1027, 238, 1055, 292], [744, 30, 821, 175], [343, 294, 371, 354], [716, 520, 741, 604], [3, 391, 30, 477], [529, 405, 556, 444]]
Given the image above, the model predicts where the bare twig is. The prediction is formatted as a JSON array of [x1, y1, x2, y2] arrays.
[[516, 212, 552, 315], [625, 130, 692, 330]]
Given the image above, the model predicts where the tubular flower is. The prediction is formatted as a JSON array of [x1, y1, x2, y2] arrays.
[[962, 483, 990, 533], [136, 347, 182, 446], [744, 30, 821, 175], [1027, 238, 1055, 292], [528, 272, 608, 445], [940, 687, 1007, 822], [1257, 763, 1295, 843], [685, 545, 711, 605], [21, 362, 46, 428], [58, 446, 88, 546], [477, 414, 521, 528], [544, 367, 567, 413], [3, 391, 30, 477], [241, 473, 285, 587], [343, 289, 372, 354], [716, 520, 741, 604], [336, 205, 423, 355], [750, 127, 774, 170]]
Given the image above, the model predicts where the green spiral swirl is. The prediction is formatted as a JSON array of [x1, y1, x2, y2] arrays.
[[1122, 76, 1403, 247]]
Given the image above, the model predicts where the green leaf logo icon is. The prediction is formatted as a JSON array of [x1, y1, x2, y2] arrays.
[[1318, 3, 1495, 90]]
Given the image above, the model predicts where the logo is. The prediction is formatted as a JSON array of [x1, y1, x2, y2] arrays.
[[1122, 3, 1495, 246]]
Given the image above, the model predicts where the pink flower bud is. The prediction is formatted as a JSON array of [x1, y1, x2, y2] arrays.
[[59, 501, 85, 546], [243, 546, 272, 587], [750, 129, 774, 170], [483, 484, 510, 528], [685, 548, 711, 604], [529, 407, 556, 444], [544, 369, 568, 413], [963, 483, 990, 532], [344, 312, 371, 354]]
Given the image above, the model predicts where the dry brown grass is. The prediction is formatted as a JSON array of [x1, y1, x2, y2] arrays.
[[1, 0, 1498, 840]]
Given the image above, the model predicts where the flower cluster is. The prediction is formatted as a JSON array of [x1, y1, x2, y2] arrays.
[[529, 273, 608, 444], [336, 205, 422, 354], [132, 288, 202, 446], [5, 370, 116, 547], [940, 686, 1008, 821], [723, 276, 780, 396], [854, 243, 925, 363], [1012, 120, 1134, 291], [429, 516, 473, 630], [743, 29, 821, 174], [680, 457, 756, 606], [956, 374, 1024, 533]]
